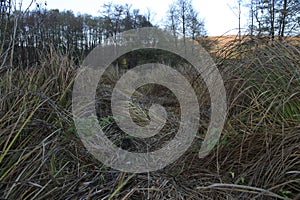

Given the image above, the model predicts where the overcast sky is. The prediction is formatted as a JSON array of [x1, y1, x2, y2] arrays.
[[19, 0, 249, 36]]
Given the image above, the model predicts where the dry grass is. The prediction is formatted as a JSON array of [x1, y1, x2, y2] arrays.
[[0, 36, 299, 199]]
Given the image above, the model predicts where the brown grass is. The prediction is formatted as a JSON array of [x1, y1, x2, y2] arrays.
[[0, 36, 299, 199]]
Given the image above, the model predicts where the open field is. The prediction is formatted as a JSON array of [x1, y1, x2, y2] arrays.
[[0, 36, 299, 199]]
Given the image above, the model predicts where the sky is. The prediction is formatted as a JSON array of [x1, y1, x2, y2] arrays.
[[19, 0, 250, 36]]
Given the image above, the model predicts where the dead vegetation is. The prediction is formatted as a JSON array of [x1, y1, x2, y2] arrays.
[[0, 36, 299, 199]]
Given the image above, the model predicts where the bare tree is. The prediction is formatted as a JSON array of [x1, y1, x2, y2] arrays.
[[165, 0, 206, 40], [166, 4, 179, 37], [249, 0, 300, 38]]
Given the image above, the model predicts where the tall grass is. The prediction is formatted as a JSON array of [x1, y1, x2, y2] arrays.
[[0, 50, 80, 199], [228, 39, 300, 126], [0, 36, 299, 199], [212, 37, 300, 199]]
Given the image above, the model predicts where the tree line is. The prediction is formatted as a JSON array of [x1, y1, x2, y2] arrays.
[[1, 0, 299, 68], [0, 0, 209, 68], [0, 1, 154, 67]]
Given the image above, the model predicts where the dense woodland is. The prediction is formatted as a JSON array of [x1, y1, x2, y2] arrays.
[[0, 1, 154, 66]]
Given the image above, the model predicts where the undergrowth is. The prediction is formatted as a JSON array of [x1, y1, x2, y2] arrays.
[[0, 36, 299, 199]]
